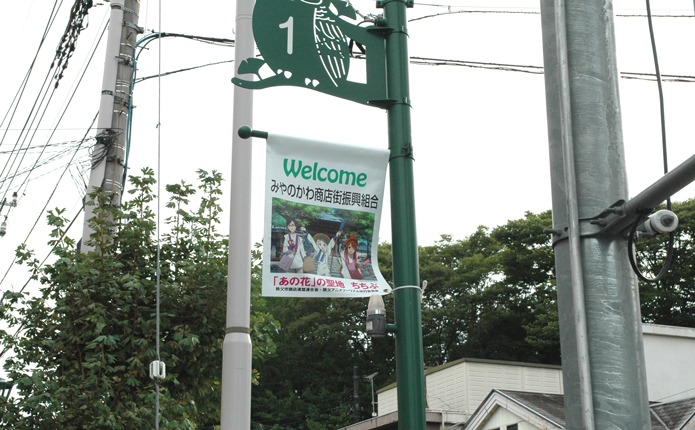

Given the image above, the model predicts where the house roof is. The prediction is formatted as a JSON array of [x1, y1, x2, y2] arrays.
[[466, 389, 682, 430], [651, 396, 695, 429], [342, 388, 695, 429], [497, 390, 566, 427], [339, 410, 466, 430]]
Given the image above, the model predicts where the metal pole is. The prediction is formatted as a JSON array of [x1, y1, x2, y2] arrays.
[[549, 0, 594, 427], [81, 0, 141, 252], [540, 0, 651, 428], [353, 366, 361, 421], [220, 0, 255, 428], [381, 1, 427, 429], [623, 153, 695, 217]]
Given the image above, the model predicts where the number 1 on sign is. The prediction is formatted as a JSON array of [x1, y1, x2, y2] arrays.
[[279, 17, 294, 55]]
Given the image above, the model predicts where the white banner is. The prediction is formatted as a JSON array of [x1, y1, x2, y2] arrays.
[[262, 134, 391, 298]]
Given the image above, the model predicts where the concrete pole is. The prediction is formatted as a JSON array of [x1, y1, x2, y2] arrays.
[[81, 0, 141, 252], [220, 0, 254, 428], [540, 1, 651, 429]]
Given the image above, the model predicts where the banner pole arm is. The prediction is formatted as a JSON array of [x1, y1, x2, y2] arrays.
[[238, 126, 268, 139]]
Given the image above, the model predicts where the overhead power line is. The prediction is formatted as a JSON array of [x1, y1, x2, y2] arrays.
[[352, 53, 695, 81], [410, 56, 543, 74], [52, 0, 95, 88], [408, 5, 694, 22]]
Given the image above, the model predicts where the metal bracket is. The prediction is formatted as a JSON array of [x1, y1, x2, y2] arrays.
[[238, 126, 268, 140], [546, 199, 653, 245], [545, 218, 606, 245], [125, 21, 144, 34], [117, 53, 133, 66]]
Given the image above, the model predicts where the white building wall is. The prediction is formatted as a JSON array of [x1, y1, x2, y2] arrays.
[[643, 323, 695, 402], [377, 359, 563, 419], [483, 409, 525, 429], [481, 406, 560, 430], [377, 323, 693, 422]]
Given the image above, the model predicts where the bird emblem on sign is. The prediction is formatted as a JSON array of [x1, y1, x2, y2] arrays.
[[232, 0, 389, 107], [311, 0, 351, 87]]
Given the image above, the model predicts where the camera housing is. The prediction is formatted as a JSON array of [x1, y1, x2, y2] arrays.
[[638, 209, 679, 236]]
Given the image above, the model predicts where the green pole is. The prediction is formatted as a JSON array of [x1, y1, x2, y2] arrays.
[[381, 1, 427, 428]]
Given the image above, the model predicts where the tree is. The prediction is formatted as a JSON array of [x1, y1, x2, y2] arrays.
[[245, 200, 695, 428], [7, 189, 692, 429], [411, 211, 561, 366], [417, 229, 501, 365], [247, 211, 559, 429], [0, 168, 278, 429], [250, 295, 396, 429], [635, 199, 695, 327]]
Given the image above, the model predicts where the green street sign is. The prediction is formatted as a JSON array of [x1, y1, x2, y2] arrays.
[[232, 0, 389, 108]]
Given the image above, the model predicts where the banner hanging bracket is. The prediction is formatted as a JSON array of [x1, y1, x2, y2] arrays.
[[238, 126, 268, 140]]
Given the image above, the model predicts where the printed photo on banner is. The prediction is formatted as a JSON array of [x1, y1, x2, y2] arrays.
[[262, 134, 391, 298], [269, 199, 377, 280]]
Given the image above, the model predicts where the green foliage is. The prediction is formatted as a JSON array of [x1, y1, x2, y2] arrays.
[[247, 212, 560, 429], [0, 168, 278, 429], [250, 294, 395, 429], [407, 211, 561, 366], [636, 199, 695, 327], [5, 179, 693, 430]]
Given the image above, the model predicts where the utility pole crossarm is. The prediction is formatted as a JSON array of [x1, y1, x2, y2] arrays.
[[559, 152, 695, 239]]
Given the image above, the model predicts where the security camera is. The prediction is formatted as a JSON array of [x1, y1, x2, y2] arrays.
[[638, 209, 679, 236]]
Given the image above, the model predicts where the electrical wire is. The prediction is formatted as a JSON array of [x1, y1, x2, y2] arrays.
[[0, 205, 83, 361], [410, 8, 538, 23], [134, 59, 235, 84], [0, 2, 106, 212], [124, 32, 235, 196], [155, 3, 163, 428], [355, 53, 695, 82], [52, 0, 94, 88], [0, 1, 79, 194], [407, 5, 693, 23], [0, 67, 61, 203], [621, 72, 695, 82], [4, 21, 106, 199], [0, 141, 93, 185], [627, 0, 676, 283], [410, 56, 543, 74], [4, 4, 691, 293], [0, 0, 63, 141], [0, 112, 98, 288], [0, 6, 108, 288]]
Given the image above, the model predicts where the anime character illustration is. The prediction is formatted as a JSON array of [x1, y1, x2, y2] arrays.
[[340, 233, 363, 280], [303, 228, 341, 277], [279, 218, 307, 272]]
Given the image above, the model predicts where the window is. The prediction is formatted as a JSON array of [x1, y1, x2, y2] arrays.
[[507, 425, 519, 430]]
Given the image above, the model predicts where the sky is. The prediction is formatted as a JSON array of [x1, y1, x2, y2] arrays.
[[1, 0, 695, 297]]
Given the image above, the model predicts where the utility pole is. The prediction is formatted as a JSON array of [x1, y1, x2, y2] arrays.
[[81, 0, 141, 252], [220, 0, 254, 428], [540, 1, 651, 428], [381, 1, 427, 429], [353, 365, 361, 422], [227, 1, 426, 427]]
